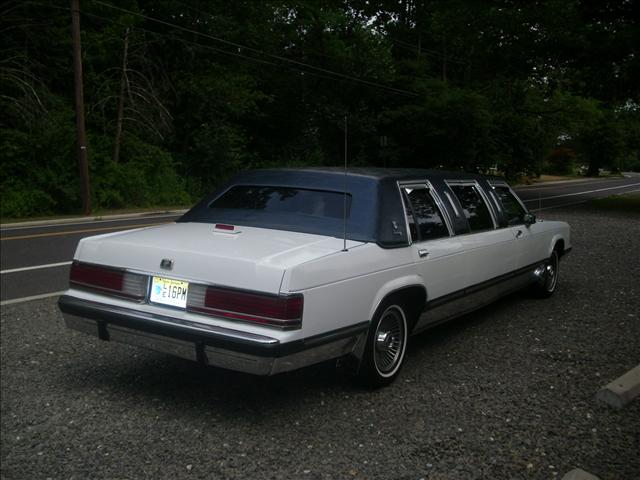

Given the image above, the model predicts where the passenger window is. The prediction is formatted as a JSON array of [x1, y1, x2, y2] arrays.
[[494, 186, 527, 225], [448, 184, 494, 232], [402, 187, 449, 242]]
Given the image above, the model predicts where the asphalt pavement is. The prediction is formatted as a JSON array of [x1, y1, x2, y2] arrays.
[[515, 175, 640, 210], [1, 204, 639, 479], [1, 175, 639, 303], [1, 214, 181, 302]]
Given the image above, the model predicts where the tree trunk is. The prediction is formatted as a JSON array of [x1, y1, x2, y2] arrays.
[[587, 160, 600, 177]]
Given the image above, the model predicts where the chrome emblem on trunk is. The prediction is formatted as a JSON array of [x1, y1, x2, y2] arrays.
[[160, 259, 174, 270]]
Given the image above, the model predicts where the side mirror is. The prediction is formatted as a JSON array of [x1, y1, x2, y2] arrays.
[[523, 212, 537, 226]]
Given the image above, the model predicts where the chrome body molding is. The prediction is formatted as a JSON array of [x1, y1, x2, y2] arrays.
[[59, 296, 367, 376], [413, 260, 542, 333]]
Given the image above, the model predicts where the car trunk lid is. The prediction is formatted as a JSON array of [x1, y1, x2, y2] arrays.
[[75, 222, 363, 294]]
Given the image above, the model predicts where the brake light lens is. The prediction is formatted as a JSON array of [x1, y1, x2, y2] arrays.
[[187, 284, 303, 329], [70, 262, 146, 300], [214, 223, 235, 231]]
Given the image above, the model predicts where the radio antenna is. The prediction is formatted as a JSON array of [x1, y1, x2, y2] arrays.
[[342, 114, 348, 252]]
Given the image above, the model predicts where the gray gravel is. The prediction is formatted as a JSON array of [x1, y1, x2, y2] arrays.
[[2, 204, 639, 480]]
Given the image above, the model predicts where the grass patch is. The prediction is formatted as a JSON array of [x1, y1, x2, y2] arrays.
[[588, 192, 640, 213], [515, 174, 585, 186], [514, 172, 625, 186]]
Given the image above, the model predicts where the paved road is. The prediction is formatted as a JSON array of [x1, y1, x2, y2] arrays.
[[516, 175, 640, 211], [1, 175, 639, 303], [1, 214, 181, 302], [2, 205, 639, 479]]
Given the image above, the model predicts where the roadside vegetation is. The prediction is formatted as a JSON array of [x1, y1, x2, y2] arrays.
[[2, 1, 639, 218], [588, 192, 640, 213]]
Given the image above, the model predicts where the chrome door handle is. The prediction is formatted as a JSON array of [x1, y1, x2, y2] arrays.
[[418, 249, 429, 258], [516, 229, 523, 238]]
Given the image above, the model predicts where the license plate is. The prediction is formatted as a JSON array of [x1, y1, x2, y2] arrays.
[[150, 276, 189, 308]]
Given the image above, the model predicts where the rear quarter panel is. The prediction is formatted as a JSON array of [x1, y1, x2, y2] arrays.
[[282, 244, 421, 338]]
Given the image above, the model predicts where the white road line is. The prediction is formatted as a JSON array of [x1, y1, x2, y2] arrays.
[[0, 291, 66, 306], [514, 179, 616, 190], [522, 183, 640, 203], [529, 188, 640, 212], [0, 212, 181, 232], [1, 261, 72, 275]]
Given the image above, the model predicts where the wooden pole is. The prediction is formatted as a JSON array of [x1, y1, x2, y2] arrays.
[[113, 27, 129, 164], [442, 33, 447, 83], [71, 0, 91, 214]]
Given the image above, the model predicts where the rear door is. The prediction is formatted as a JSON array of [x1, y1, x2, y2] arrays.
[[399, 183, 465, 317]]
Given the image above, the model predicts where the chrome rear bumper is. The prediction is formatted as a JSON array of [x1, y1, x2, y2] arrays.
[[59, 295, 367, 376]]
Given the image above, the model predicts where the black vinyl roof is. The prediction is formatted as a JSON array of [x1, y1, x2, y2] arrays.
[[179, 168, 507, 247], [255, 167, 504, 183]]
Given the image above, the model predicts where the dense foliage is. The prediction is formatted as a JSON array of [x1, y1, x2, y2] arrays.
[[1, 0, 639, 217]]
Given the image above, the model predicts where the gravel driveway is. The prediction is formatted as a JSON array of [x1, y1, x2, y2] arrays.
[[2, 205, 639, 480]]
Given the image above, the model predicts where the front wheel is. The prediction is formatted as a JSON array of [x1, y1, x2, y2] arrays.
[[531, 250, 559, 298], [357, 302, 408, 388]]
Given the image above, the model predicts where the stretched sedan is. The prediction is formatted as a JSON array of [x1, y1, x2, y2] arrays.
[[59, 168, 571, 387]]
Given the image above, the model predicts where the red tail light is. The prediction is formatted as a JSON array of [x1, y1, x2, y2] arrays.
[[214, 223, 235, 231], [187, 285, 303, 329], [70, 262, 146, 300]]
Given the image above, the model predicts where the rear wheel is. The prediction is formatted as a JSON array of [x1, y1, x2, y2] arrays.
[[532, 249, 559, 298], [357, 302, 408, 388]]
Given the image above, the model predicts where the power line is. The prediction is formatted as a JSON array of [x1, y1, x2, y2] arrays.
[[92, 0, 418, 97], [172, 0, 382, 66], [80, 9, 397, 91], [390, 38, 469, 65], [81, 10, 280, 68], [23, 0, 425, 95], [34, 1, 360, 87]]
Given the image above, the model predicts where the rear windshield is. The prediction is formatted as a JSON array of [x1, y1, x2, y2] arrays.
[[179, 174, 379, 243], [210, 186, 351, 219]]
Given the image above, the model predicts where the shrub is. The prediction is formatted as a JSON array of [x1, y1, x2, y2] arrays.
[[544, 147, 577, 175]]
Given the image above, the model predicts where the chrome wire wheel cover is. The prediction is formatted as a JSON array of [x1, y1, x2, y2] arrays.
[[373, 305, 407, 377], [545, 252, 559, 292]]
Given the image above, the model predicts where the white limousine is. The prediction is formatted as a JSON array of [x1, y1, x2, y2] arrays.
[[59, 168, 571, 387]]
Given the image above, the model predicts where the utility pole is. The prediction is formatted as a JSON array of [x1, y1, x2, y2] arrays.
[[442, 33, 447, 83], [71, 0, 91, 214], [113, 27, 130, 164]]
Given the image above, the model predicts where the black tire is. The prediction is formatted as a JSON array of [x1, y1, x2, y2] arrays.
[[531, 249, 560, 298], [357, 301, 409, 388]]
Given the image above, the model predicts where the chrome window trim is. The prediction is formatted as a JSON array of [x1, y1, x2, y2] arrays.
[[488, 189, 503, 212], [445, 180, 498, 230], [443, 190, 460, 218], [396, 181, 414, 246], [425, 180, 455, 236], [397, 181, 454, 243]]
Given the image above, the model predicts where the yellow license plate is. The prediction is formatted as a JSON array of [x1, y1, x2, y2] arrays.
[[150, 276, 189, 308]]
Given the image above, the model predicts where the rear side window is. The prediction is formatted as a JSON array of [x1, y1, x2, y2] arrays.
[[494, 186, 527, 225], [210, 186, 351, 219], [448, 184, 494, 232], [402, 187, 449, 242]]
